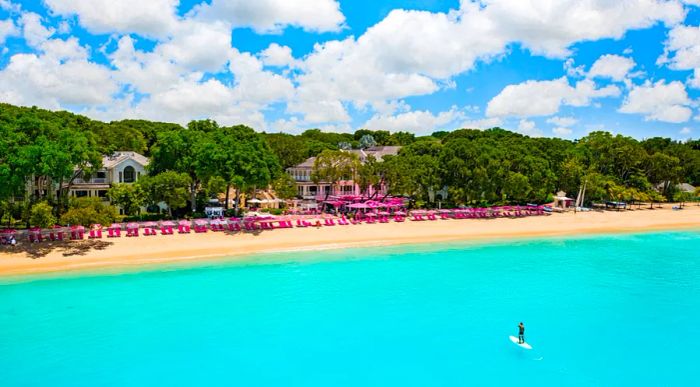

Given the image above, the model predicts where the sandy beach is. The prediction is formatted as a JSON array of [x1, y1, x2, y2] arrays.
[[1, 206, 698, 277]]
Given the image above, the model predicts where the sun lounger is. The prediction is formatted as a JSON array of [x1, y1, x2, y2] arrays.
[[89, 226, 103, 239], [28, 228, 42, 243], [70, 227, 85, 240], [50, 227, 65, 241]]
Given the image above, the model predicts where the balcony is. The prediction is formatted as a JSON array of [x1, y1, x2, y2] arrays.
[[73, 178, 108, 184]]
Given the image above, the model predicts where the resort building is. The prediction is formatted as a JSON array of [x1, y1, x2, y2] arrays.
[[66, 151, 149, 201], [287, 146, 401, 201]]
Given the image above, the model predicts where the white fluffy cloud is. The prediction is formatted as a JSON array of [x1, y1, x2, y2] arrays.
[[619, 80, 692, 123], [552, 127, 573, 136], [0, 12, 117, 108], [588, 54, 636, 81], [0, 18, 17, 44], [517, 119, 543, 137], [486, 77, 620, 117], [658, 23, 700, 89], [480, 0, 684, 57], [0, 52, 116, 108], [190, 0, 345, 33], [363, 106, 465, 135], [156, 19, 232, 72], [546, 116, 578, 127], [0, 0, 696, 133], [660, 24, 700, 70], [460, 117, 503, 130], [260, 43, 296, 67], [44, 0, 179, 38]]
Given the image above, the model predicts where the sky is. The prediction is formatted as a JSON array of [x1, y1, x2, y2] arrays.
[[1, 1, 700, 140]]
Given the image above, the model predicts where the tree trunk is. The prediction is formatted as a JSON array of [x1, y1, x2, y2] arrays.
[[234, 190, 240, 215], [224, 184, 231, 210], [190, 182, 197, 212]]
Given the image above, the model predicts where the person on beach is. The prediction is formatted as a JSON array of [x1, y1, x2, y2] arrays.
[[518, 322, 525, 344]]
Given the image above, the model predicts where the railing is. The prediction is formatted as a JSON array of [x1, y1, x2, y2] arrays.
[[73, 178, 108, 184]]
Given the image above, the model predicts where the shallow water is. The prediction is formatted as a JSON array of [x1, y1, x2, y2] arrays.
[[1, 231, 699, 386]]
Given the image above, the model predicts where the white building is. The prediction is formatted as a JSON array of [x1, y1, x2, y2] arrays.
[[67, 151, 149, 201]]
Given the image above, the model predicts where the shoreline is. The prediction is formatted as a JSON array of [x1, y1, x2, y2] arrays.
[[1, 207, 699, 279]]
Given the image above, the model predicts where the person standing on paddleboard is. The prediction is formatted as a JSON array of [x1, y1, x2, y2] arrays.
[[518, 322, 525, 344]]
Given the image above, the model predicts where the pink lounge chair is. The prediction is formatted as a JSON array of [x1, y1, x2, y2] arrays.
[[178, 223, 191, 234], [393, 216, 405, 222], [107, 225, 121, 238], [70, 226, 85, 240], [296, 219, 307, 227], [29, 228, 42, 243], [338, 217, 349, 225], [50, 227, 65, 241], [324, 219, 336, 226], [126, 224, 139, 237], [89, 226, 103, 239], [193, 222, 208, 233]]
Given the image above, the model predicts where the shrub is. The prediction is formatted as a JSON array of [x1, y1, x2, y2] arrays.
[[268, 208, 284, 216], [59, 197, 118, 227], [30, 201, 56, 228]]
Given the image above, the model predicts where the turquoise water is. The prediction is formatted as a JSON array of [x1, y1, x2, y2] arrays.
[[1, 231, 699, 386]]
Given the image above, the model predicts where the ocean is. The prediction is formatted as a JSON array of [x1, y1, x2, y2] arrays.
[[1, 231, 699, 386]]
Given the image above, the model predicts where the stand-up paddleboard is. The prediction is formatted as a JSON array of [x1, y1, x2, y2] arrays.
[[509, 336, 532, 350]]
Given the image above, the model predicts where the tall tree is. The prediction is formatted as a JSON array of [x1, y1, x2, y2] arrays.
[[311, 150, 359, 200], [137, 171, 192, 216]]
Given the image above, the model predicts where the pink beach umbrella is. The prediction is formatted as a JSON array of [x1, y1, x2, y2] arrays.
[[393, 211, 406, 216]]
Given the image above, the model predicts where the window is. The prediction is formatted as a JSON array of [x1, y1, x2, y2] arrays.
[[75, 190, 88, 198], [96, 171, 106, 179], [123, 166, 136, 183], [98, 190, 108, 199]]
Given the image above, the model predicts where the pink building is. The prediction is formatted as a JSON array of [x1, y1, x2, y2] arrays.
[[286, 146, 401, 201]]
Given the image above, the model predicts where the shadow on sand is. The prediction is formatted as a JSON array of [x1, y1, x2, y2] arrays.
[[2, 239, 114, 259]]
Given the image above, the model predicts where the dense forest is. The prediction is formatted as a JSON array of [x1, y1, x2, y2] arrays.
[[1, 103, 699, 227]]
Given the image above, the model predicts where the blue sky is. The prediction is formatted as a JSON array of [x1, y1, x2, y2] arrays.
[[1, 0, 700, 140]]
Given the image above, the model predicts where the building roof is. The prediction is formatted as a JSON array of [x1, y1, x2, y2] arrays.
[[102, 151, 149, 169], [288, 146, 401, 170], [348, 146, 401, 160], [677, 183, 696, 193]]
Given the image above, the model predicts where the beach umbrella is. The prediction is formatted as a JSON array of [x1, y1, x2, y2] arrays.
[[126, 222, 139, 229], [347, 202, 369, 209], [143, 221, 157, 227], [378, 211, 390, 216], [178, 220, 191, 226], [161, 221, 175, 226], [248, 198, 262, 203], [394, 211, 406, 216]]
